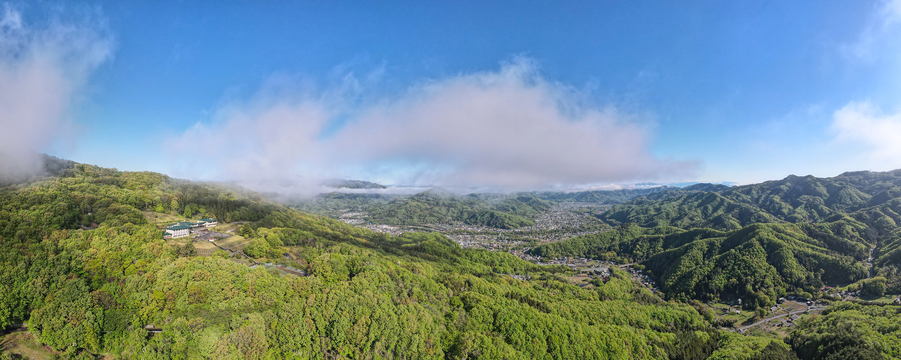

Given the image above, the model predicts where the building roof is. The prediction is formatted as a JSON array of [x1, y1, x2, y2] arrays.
[[167, 225, 192, 230], [199, 218, 216, 222]]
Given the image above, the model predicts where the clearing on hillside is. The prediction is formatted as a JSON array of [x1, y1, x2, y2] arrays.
[[0, 331, 56, 360], [214, 235, 250, 252], [141, 210, 187, 226]]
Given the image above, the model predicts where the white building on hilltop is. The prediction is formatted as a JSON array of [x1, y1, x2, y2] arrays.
[[165, 224, 191, 238], [164, 218, 217, 238]]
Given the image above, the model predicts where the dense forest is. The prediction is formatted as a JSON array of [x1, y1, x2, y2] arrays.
[[531, 221, 869, 307], [602, 171, 901, 230], [6, 160, 901, 358], [534, 171, 901, 300], [525, 170, 901, 359], [0, 161, 800, 359]]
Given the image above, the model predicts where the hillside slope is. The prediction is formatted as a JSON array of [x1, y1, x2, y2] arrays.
[[0, 163, 796, 359], [603, 170, 901, 230], [531, 220, 870, 306]]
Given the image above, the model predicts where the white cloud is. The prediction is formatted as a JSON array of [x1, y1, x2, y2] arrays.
[[883, 0, 901, 26], [832, 101, 901, 163], [841, 0, 901, 62], [0, 4, 21, 30], [168, 58, 697, 191], [0, 4, 112, 181], [330, 59, 695, 187], [169, 97, 332, 181]]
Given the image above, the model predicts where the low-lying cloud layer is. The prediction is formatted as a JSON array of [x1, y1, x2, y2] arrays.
[[168, 59, 697, 192], [0, 4, 112, 182], [833, 101, 901, 165]]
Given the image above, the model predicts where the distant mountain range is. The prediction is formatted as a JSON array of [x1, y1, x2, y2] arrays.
[[289, 186, 676, 229], [531, 169, 901, 306], [321, 178, 387, 189], [602, 170, 901, 230], [635, 181, 739, 188]]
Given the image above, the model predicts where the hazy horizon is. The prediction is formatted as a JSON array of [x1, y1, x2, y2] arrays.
[[3, 1, 901, 192]]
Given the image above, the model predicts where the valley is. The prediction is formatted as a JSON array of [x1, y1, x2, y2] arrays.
[[332, 201, 611, 252], [2, 2, 894, 358], [3, 161, 901, 359], [287, 169, 901, 358]]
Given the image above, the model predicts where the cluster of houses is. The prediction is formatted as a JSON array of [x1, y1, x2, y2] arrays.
[[164, 218, 217, 239]]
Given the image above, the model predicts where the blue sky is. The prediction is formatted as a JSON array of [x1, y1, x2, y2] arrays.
[[2, 1, 901, 189]]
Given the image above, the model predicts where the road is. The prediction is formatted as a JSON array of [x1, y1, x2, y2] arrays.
[[737, 306, 826, 332]]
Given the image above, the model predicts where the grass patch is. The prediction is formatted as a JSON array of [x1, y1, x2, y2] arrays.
[[720, 310, 754, 325], [141, 211, 186, 226], [212, 223, 240, 234], [1, 331, 56, 360], [192, 241, 218, 251], [567, 274, 593, 285], [857, 294, 899, 303], [230, 258, 252, 266], [167, 238, 191, 246], [168, 238, 216, 250], [781, 301, 809, 312], [215, 235, 250, 252]]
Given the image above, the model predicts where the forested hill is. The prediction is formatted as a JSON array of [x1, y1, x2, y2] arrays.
[[0, 162, 804, 359], [529, 186, 676, 203], [363, 192, 553, 229], [532, 221, 870, 306], [0, 154, 76, 185], [532, 169, 901, 309], [322, 179, 387, 189], [602, 169, 901, 230]]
